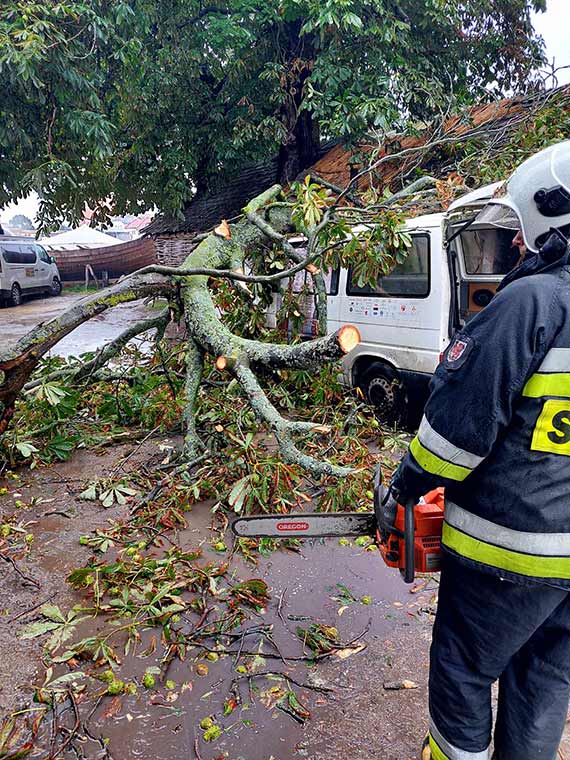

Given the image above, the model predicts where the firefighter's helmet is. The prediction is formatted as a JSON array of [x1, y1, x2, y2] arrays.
[[477, 140, 570, 253]]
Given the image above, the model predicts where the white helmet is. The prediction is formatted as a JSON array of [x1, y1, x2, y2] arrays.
[[477, 140, 570, 253]]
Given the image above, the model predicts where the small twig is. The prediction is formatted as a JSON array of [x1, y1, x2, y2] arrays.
[[263, 629, 289, 665], [42, 509, 74, 518], [0, 552, 41, 589], [233, 630, 247, 667], [232, 670, 334, 694], [183, 639, 365, 662], [275, 701, 306, 724], [130, 449, 210, 516], [139, 525, 178, 548], [156, 341, 178, 400], [82, 722, 112, 758], [8, 592, 57, 623], [158, 452, 209, 473], [45, 690, 81, 760], [50, 698, 59, 757], [194, 736, 204, 760], [342, 402, 367, 434], [339, 618, 372, 649], [161, 605, 212, 681], [277, 587, 288, 626], [84, 695, 104, 724], [110, 426, 161, 478]]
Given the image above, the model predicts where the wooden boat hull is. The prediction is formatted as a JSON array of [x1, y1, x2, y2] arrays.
[[51, 237, 156, 281]]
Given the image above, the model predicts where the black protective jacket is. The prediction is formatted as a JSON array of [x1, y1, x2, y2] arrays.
[[392, 242, 570, 588]]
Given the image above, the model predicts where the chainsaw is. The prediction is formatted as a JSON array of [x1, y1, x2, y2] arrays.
[[231, 464, 445, 583]]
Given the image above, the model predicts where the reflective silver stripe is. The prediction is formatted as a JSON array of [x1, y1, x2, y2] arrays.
[[418, 416, 484, 470], [537, 347, 570, 373], [445, 501, 570, 556], [430, 715, 489, 760]]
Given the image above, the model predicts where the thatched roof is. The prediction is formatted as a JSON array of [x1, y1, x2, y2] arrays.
[[145, 86, 570, 238], [144, 142, 338, 237]]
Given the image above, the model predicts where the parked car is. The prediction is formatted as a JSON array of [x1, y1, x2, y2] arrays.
[[0, 238, 62, 307]]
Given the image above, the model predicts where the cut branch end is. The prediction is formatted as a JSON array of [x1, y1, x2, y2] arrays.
[[337, 325, 360, 354], [215, 355, 232, 372]]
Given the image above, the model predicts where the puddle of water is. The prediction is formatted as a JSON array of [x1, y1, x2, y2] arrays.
[[70, 531, 430, 760], [1, 449, 434, 759]]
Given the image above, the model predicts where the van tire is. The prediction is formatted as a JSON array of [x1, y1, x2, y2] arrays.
[[50, 277, 62, 296], [9, 283, 22, 307], [359, 363, 402, 423]]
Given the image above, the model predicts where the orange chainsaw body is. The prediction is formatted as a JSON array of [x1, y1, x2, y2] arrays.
[[378, 488, 445, 574]]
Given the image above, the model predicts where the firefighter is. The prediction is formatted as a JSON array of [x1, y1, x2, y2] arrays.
[[386, 140, 570, 760]]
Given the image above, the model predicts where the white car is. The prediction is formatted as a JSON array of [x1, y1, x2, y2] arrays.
[[0, 238, 62, 307]]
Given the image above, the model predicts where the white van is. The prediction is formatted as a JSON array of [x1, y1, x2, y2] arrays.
[[0, 238, 62, 307], [279, 182, 519, 422]]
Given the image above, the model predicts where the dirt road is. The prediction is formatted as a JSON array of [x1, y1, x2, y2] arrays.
[[0, 291, 157, 358]]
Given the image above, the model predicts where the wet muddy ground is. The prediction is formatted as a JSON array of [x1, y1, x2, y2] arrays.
[[0, 440, 439, 760], [1, 291, 156, 358], [4, 443, 569, 759]]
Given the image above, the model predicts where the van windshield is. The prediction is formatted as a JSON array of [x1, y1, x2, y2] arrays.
[[459, 227, 520, 275]]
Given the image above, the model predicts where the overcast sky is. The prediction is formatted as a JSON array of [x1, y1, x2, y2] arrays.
[[532, 0, 570, 85], [3, 1, 570, 226]]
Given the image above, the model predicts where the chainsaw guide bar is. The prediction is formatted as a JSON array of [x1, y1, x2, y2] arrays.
[[231, 512, 376, 538]]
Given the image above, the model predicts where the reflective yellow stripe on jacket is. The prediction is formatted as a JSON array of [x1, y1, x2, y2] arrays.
[[409, 416, 484, 482], [443, 502, 570, 579], [523, 347, 570, 398]]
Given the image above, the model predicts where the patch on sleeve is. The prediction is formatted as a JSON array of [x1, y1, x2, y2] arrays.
[[443, 335, 475, 370]]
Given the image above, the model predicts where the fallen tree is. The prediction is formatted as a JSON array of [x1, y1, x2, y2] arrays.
[[0, 184, 364, 477]]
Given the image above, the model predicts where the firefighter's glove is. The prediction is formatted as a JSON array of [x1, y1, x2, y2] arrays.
[[379, 485, 398, 543]]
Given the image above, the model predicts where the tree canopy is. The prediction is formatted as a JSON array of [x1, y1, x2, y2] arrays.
[[8, 214, 34, 230], [1, 0, 547, 231]]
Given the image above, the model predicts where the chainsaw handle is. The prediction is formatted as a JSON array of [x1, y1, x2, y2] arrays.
[[403, 497, 416, 584]]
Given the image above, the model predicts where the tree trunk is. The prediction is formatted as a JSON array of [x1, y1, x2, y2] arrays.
[[275, 24, 320, 184]]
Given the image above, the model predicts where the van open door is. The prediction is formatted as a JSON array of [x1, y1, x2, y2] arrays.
[[444, 182, 520, 332]]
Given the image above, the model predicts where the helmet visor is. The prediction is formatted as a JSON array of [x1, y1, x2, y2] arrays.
[[475, 203, 521, 230]]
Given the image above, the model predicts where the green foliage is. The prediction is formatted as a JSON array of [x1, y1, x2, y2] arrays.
[[0, 0, 546, 231], [296, 622, 339, 654], [0, 1, 143, 229], [19, 604, 90, 653], [461, 97, 570, 187], [0, 344, 185, 468], [291, 175, 333, 230], [80, 480, 137, 507]]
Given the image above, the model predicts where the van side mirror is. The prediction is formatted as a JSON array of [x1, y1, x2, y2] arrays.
[[50, 256, 56, 264]]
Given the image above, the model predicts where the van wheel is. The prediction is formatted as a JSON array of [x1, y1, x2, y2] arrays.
[[359, 363, 402, 423], [50, 277, 62, 296], [9, 283, 22, 307]]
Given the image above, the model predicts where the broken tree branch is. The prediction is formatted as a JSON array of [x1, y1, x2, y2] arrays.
[[1, 183, 362, 479], [0, 273, 173, 432], [23, 309, 171, 392]]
